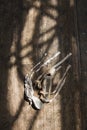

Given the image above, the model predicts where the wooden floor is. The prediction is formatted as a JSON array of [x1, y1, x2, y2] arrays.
[[0, 0, 87, 130]]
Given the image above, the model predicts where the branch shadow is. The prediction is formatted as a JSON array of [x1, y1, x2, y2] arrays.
[[27, 0, 84, 130], [27, 0, 82, 130], [0, 0, 84, 130], [0, 0, 30, 129], [58, 0, 82, 130]]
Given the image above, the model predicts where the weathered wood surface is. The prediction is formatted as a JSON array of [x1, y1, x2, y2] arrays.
[[0, 0, 86, 130], [76, 0, 87, 130]]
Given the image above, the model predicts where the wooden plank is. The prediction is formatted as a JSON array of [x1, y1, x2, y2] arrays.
[[76, 0, 87, 129], [0, 0, 83, 130]]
